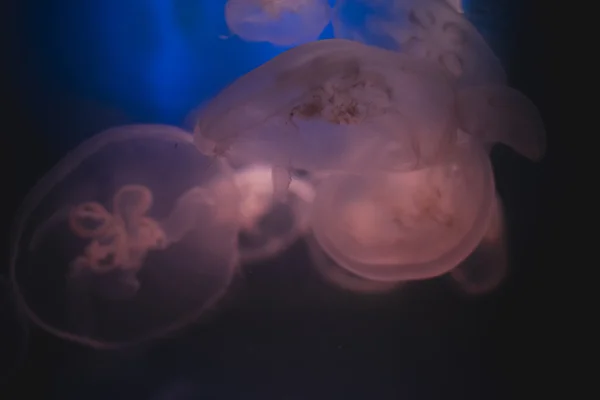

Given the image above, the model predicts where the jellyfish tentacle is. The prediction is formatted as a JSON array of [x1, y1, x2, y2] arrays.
[[68, 202, 114, 239]]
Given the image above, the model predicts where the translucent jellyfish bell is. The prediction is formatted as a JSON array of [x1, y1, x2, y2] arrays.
[[9, 125, 240, 348], [224, 164, 315, 264], [193, 38, 459, 187], [310, 139, 495, 282], [224, 0, 332, 46], [449, 195, 508, 295], [457, 85, 547, 161], [305, 235, 400, 294], [331, 0, 507, 88]]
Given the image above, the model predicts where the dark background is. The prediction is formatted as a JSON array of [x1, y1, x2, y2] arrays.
[[3, 0, 560, 399]]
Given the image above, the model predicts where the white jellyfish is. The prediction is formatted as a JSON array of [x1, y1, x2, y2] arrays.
[[9, 124, 240, 349], [331, 0, 506, 88], [449, 195, 508, 295], [305, 234, 400, 294], [309, 137, 495, 282], [193, 39, 460, 196], [222, 164, 315, 264], [224, 0, 332, 46]]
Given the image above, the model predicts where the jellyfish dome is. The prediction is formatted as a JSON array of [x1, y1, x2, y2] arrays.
[[331, 0, 507, 88], [224, 0, 332, 46], [9, 125, 240, 349], [310, 138, 495, 282], [193, 38, 460, 194]]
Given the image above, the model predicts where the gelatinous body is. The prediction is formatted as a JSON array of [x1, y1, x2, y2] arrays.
[[9, 125, 240, 348], [449, 195, 508, 295], [229, 164, 314, 263], [305, 235, 400, 294], [225, 0, 331, 46], [311, 139, 494, 282], [331, 0, 506, 88], [457, 85, 547, 161], [194, 39, 458, 177]]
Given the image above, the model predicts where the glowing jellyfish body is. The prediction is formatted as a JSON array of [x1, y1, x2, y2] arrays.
[[449, 195, 508, 295], [193, 39, 459, 187], [331, 0, 506, 88], [226, 164, 315, 263], [310, 139, 494, 282], [224, 0, 331, 46], [305, 235, 400, 294], [9, 125, 240, 348]]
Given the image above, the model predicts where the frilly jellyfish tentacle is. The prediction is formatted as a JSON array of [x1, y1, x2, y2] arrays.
[[68, 202, 114, 239], [456, 85, 547, 161], [112, 185, 154, 233]]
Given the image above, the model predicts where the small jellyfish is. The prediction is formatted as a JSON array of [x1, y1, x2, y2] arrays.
[[305, 234, 400, 294], [193, 38, 459, 194], [310, 138, 495, 282], [456, 85, 547, 161], [217, 164, 315, 264], [224, 0, 332, 46], [449, 195, 508, 295], [331, 0, 506, 88], [9, 124, 240, 349]]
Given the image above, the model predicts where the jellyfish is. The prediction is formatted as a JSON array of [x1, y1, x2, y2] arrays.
[[305, 234, 400, 294], [9, 124, 240, 349], [224, 0, 332, 46], [449, 195, 508, 295], [193, 38, 460, 196], [309, 138, 495, 282], [223, 164, 315, 264], [331, 0, 506, 88]]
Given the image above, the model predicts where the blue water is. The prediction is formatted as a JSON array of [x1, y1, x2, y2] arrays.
[[24, 0, 336, 126]]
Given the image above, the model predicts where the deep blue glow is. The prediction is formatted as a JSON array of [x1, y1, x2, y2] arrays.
[[41, 0, 335, 125]]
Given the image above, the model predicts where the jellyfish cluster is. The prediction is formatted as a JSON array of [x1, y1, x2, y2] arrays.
[[9, 0, 545, 349]]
